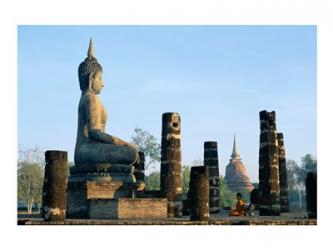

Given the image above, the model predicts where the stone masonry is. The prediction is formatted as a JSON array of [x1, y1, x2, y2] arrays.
[[305, 172, 317, 218], [277, 133, 289, 213], [204, 141, 220, 213], [188, 166, 210, 221], [42, 150, 68, 221], [88, 198, 167, 219], [160, 112, 183, 217], [259, 110, 280, 216]]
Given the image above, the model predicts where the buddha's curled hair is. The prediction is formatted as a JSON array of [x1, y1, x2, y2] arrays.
[[78, 38, 103, 91]]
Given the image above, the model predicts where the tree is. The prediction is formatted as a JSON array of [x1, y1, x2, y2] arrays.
[[219, 176, 237, 208], [182, 165, 190, 194], [301, 154, 317, 173], [131, 127, 161, 170], [287, 160, 303, 189], [287, 159, 307, 211], [17, 147, 45, 213], [145, 171, 160, 190], [145, 166, 190, 193]]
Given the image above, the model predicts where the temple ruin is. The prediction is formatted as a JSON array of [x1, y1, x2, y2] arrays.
[[28, 39, 316, 225]]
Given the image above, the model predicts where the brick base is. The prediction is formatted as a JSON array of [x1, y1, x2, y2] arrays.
[[88, 198, 168, 219], [67, 176, 132, 219]]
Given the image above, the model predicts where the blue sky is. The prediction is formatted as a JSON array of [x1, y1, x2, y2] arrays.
[[18, 25, 316, 182]]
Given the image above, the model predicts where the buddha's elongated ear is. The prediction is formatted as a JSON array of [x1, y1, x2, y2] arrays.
[[88, 72, 94, 91]]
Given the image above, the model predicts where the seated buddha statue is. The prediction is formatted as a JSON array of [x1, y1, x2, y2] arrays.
[[74, 39, 138, 167]]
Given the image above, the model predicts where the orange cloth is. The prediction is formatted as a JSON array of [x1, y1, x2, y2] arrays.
[[229, 199, 246, 216]]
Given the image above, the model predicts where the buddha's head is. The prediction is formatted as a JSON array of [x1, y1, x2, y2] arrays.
[[78, 38, 104, 94]]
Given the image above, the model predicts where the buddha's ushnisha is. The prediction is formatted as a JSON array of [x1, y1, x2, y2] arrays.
[[74, 39, 138, 165]]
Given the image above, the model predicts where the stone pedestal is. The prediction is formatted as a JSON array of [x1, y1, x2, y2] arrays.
[[160, 112, 183, 217], [189, 166, 210, 221], [277, 133, 289, 213], [42, 150, 68, 222], [66, 163, 135, 218], [259, 110, 280, 216], [306, 172, 317, 218], [88, 198, 168, 219], [204, 141, 220, 213]]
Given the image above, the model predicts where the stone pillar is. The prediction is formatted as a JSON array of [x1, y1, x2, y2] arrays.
[[204, 141, 220, 213], [188, 166, 210, 221], [250, 188, 260, 207], [305, 172, 317, 218], [277, 133, 289, 213], [258, 110, 280, 216], [42, 150, 68, 221], [134, 151, 145, 182], [160, 112, 182, 217]]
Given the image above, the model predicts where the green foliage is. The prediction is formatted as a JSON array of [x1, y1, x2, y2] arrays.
[[286, 155, 316, 211], [287, 159, 306, 190], [289, 189, 306, 211], [145, 171, 160, 190], [17, 147, 45, 213], [301, 154, 317, 173], [131, 127, 161, 170], [219, 176, 237, 208], [238, 189, 251, 203], [144, 166, 190, 193], [182, 165, 190, 194]]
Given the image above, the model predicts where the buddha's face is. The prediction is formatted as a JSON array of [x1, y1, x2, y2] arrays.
[[90, 71, 104, 94]]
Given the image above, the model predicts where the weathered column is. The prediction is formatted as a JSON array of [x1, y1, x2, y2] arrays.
[[258, 110, 280, 216], [305, 172, 317, 218], [160, 112, 182, 217], [42, 150, 68, 221], [277, 133, 289, 213], [134, 151, 145, 182], [204, 141, 220, 213], [188, 166, 210, 221], [250, 188, 261, 208]]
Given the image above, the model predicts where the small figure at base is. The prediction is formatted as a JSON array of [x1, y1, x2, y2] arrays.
[[229, 192, 246, 216]]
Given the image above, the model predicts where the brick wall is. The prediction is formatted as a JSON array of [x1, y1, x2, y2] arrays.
[[88, 198, 168, 219]]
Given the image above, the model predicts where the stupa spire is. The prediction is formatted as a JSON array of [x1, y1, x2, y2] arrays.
[[225, 133, 254, 193], [87, 38, 94, 58], [231, 133, 240, 159]]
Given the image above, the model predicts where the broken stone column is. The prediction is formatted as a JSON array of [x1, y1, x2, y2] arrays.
[[188, 166, 210, 221], [204, 141, 220, 213], [42, 150, 68, 221], [305, 172, 317, 218], [250, 188, 261, 208], [134, 151, 145, 182], [277, 133, 289, 213], [160, 112, 182, 217], [258, 110, 280, 216]]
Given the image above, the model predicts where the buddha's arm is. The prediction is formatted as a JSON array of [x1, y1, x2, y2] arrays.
[[85, 95, 114, 144]]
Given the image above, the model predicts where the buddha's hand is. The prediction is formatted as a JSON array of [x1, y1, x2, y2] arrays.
[[135, 151, 140, 163], [129, 143, 137, 151]]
